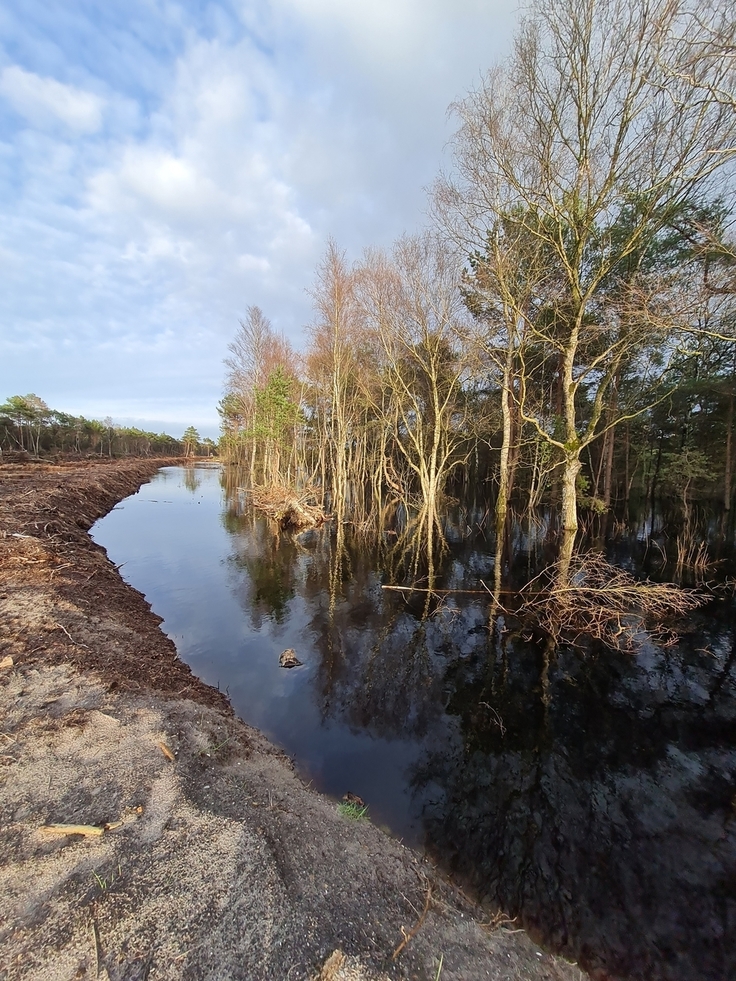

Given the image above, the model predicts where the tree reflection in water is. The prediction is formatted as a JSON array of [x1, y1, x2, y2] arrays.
[[219, 467, 736, 981], [224, 490, 298, 627], [182, 464, 202, 495]]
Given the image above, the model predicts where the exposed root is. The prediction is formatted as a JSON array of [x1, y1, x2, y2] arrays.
[[519, 553, 705, 651]]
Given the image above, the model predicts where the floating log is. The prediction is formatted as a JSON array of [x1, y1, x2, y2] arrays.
[[381, 584, 515, 595], [250, 486, 328, 530]]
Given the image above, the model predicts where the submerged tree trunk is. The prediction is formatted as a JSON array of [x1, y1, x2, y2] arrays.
[[725, 385, 734, 512], [558, 454, 581, 587], [492, 339, 515, 616]]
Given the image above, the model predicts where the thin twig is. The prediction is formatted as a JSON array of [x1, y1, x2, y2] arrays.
[[91, 918, 101, 977], [55, 623, 91, 650], [49, 564, 73, 581], [392, 882, 432, 961]]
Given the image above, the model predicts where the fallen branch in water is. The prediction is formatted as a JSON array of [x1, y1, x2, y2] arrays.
[[249, 485, 328, 530], [381, 583, 514, 596], [519, 553, 704, 651]]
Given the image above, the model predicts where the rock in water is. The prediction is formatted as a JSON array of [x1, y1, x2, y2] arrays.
[[279, 649, 302, 669], [342, 791, 365, 807]]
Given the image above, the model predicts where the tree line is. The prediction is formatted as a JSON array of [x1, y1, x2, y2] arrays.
[[0, 394, 214, 459], [221, 0, 736, 581]]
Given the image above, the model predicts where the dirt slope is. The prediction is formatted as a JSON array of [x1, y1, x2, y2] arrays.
[[0, 459, 587, 981]]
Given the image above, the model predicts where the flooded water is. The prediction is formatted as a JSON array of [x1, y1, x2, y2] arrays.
[[92, 465, 736, 981]]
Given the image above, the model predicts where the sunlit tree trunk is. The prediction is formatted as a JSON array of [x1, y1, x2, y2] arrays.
[[492, 333, 515, 614], [725, 354, 735, 511]]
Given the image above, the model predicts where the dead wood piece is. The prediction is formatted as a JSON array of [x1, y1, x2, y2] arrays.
[[91, 918, 101, 977], [158, 741, 175, 762], [520, 554, 704, 651], [40, 822, 123, 837], [382, 584, 512, 595], [250, 485, 327, 530], [317, 950, 346, 981]]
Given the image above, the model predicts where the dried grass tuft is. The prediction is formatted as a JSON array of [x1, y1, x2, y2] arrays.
[[675, 531, 713, 575]]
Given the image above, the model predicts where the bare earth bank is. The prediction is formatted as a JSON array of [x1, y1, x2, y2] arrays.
[[0, 459, 587, 981]]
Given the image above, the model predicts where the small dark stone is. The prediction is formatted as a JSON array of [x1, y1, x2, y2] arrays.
[[342, 792, 365, 807]]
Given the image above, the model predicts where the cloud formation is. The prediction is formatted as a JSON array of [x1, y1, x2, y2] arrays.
[[0, 65, 104, 131], [0, 0, 518, 436]]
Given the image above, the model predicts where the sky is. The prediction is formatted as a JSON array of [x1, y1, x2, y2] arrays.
[[0, 0, 519, 438]]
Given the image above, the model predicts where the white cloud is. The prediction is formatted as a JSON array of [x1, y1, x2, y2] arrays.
[[0, 65, 104, 132], [238, 254, 271, 272], [0, 0, 520, 431], [281, 0, 493, 64], [78, 33, 320, 341]]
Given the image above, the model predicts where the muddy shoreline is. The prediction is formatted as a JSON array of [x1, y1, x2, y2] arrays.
[[0, 459, 586, 981], [0, 458, 228, 707]]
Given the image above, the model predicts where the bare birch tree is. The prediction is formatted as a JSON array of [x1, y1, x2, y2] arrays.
[[356, 234, 475, 559], [435, 0, 736, 583], [306, 240, 363, 519], [222, 305, 296, 479]]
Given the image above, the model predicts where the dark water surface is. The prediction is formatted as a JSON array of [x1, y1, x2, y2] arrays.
[[92, 465, 736, 981]]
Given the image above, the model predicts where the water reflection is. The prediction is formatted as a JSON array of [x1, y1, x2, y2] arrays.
[[417, 625, 736, 981], [93, 466, 736, 981], [183, 465, 202, 494], [231, 522, 297, 626]]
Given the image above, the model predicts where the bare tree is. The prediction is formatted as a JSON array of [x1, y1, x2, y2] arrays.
[[356, 234, 475, 558], [435, 0, 736, 583], [306, 240, 363, 519], [663, 0, 735, 124], [222, 305, 296, 478]]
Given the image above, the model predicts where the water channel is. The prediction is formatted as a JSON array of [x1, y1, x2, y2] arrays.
[[91, 464, 736, 981]]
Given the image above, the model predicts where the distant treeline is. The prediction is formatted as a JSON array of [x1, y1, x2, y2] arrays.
[[0, 394, 216, 459]]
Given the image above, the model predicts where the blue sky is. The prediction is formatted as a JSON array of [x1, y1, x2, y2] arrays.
[[0, 0, 518, 438]]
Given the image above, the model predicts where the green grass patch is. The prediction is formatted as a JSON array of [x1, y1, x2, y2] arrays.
[[337, 800, 369, 821]]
